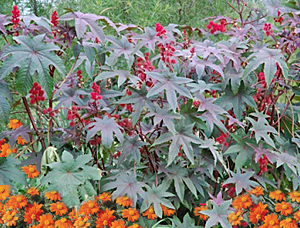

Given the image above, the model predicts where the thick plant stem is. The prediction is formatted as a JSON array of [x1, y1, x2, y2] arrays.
[[22, 97, 46, 150]]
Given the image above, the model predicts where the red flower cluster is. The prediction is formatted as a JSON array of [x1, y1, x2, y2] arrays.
[[137, 52, 154, 82], [42, 107, 56, 117], [51, 11, 59, 27], [29, 82, 45, 104], [263, 23, 273, 36], [155, 23, 166, 38], [157, 42, 176, 65], [193, 100, 200, 108], [216, 131, 229, 147], [11, 5, 20, 36], [274, 10, 284, 24], [77, 70, 83, 81], [117, 118, 133, 135], [67, 105, 80, 127], [253, 72, 276, 112], [91, 82, 102, 101], [258, 155, 268, 175], [206, 20, 226, 34]]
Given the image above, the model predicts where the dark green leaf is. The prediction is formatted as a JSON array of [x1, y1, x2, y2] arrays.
[[0, 35, 65, 97]]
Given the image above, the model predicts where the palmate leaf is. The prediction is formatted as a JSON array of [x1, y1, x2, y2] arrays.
[[102, 172, 146, 207], [0, 35, 65, 97], [118, 84, 155, 125], [0, 80, 11, 122], [59, 12, 105, 42], [158, 164, 198, 203], [153, 122, 202, 166], [106, 36, 135, 59], [42, 151, 101, 207], [85, 116, 124, 148], [95, 70, 138, 87], [215, 83, 256, 120], [171, 213, 200, 228], [246, 115, 277, 147], [0, 157, 26, 189], [223, 169, 257, 195], [243, 47, 288, 86], [141, 182, 175, 218], [133, 27, 158, 52], [201, 200, 232, 228], [119, 135, 147, 164], [199, 137, 228, 171], [55, 88, 87, 109], [146, 71, 193, 111], [275, 152, 300, 175], [146, 104, 181, 134]]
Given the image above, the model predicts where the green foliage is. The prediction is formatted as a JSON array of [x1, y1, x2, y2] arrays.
[[0, 157, 26, 189], [0, 35, 65, 97], [42, 151, 101, 207], [1, 0, 300, 226], [201, 201, 232, 228]]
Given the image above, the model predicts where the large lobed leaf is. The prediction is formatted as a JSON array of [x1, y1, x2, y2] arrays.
[[42, 151, 101, 207], [85, 115, 124, 148], [0, 35, 65, 97]]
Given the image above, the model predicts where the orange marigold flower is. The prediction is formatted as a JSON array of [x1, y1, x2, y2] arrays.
[[294, 210, 300, 222], [122, 207, 140, 222], [95, 208, 115, 228], [45, 191, 61, 201], [23, 202, 43, 224], [289, 191, 300, 203], [194, 205, 208, 220], [2, 211, 18, 227], [0, 185, 10, 200], [8, 194, 28, 209], [27, 187, 39, 196], [228, 210, 243, 226], [116, 195, 133, 207], [68, 209, 79, 223], [22, 164, 40, 179], [275, 202, 293, 216], [79, 200, 99, 215], [74, 216, 90, 228], [110, 219, 127, 228], [96, 192, 111, 202], [143, 205, 157, 220], [0, 143, 13, 157], [280, 218, 297, 228], [55, 217, 74, 228], [161, 204, 176, 216], [262, 213, 280, 227], [8, 119, 22, 129], [128, 225, 141, 228], [17, 135, 27, 145], [232, 194, 252, 210], [269, 190, 286, 201], [39, 213, 55, 228], [250, 186, 264, 196], [50, 201, 68, 216], [249, 202, 268, 224]]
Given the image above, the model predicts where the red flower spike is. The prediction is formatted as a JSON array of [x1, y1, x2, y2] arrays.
[[51, 11, 59, 27], [11, 5, 20, 36]]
